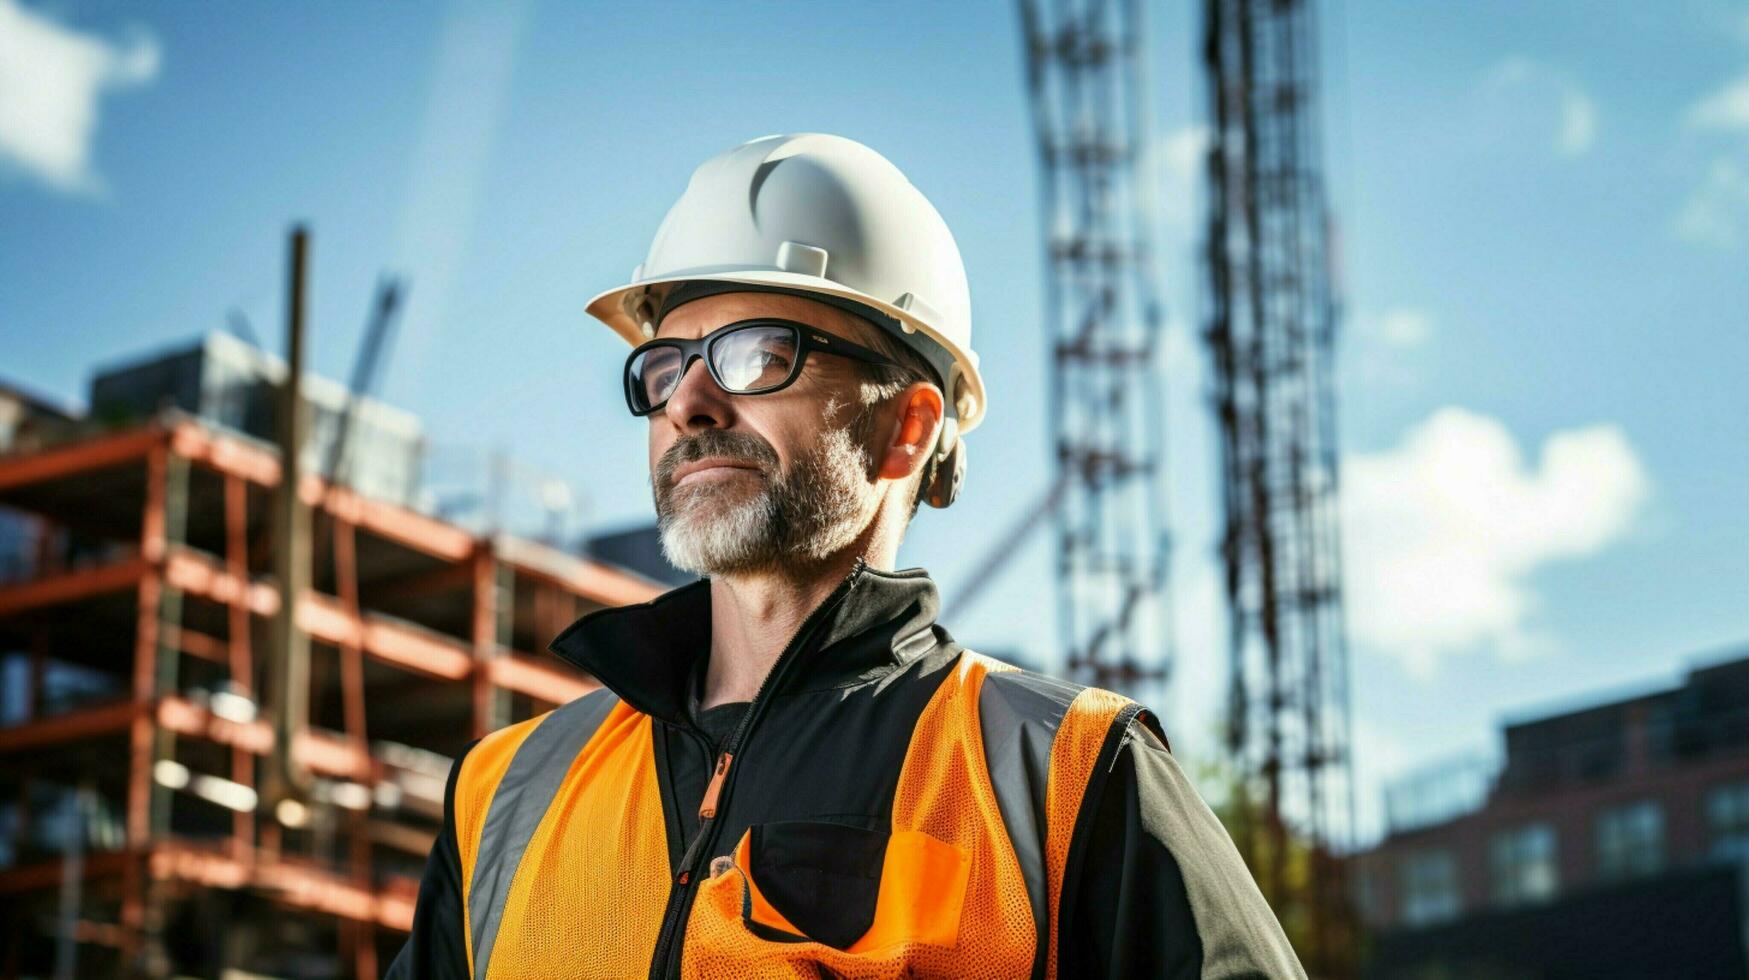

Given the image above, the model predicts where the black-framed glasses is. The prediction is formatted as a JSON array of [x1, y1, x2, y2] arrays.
[[624, 317, 903, 417]]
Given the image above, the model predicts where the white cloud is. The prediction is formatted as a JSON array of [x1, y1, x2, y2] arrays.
[[1341, 407, 1650, 677], [1343, 307, 1435, 392], [1161, 125, 1210, 185], [1672, 157, 1749, 249], [1672, 58, 1749, 248], [1484, 58, 1533, 84], [1687, 71, 1749, 131], [1371, 308, 1433, 349], [1481, 56, 1599, 158], [1151, 124, 1209, 240], [1558, 91, 1598, 155], [0, 0, 159, 194]]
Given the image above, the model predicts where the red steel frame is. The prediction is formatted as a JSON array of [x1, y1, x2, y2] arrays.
[[0, 416, 660, 976]]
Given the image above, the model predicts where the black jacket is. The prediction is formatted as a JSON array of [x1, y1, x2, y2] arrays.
[[385, 562, 1305, 979]]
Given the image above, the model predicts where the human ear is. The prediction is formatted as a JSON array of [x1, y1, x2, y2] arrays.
[[876, 383, 944, 482]]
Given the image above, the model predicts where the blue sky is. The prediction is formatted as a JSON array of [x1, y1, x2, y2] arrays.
[[4, 0, 1746, 841]]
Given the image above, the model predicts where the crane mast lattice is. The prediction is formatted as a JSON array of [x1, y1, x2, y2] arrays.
[[1019, 0, 1176, 697], [1203, 0, 1357, 970]]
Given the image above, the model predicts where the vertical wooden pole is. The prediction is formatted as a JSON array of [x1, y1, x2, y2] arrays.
[[265, 225, 314, 811]]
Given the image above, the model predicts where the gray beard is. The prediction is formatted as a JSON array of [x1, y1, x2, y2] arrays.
[[652, 414, 879, 577]]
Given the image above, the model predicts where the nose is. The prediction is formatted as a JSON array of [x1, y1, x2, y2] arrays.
[[662, 353, 737, 432]]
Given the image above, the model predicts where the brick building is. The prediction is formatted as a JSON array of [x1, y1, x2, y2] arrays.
[[1354, 648, 1749, 978]]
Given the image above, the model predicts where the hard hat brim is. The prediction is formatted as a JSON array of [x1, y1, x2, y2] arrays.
[[586, 270, 987, 434]]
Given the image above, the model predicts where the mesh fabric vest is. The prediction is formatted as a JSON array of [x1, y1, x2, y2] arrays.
[[454, 652, 1137, 980]]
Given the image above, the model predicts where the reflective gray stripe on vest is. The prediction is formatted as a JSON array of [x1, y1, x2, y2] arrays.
[[470, 688, 620, 979], [978, 669, 1081, 980]]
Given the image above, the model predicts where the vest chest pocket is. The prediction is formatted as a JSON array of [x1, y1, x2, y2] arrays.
[[682, 820, 972, 976]]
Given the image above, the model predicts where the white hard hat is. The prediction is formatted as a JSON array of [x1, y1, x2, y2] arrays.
[[586, 133, 986, 433]]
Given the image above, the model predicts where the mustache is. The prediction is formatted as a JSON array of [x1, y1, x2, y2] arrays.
[[654, 429, 780, 492]]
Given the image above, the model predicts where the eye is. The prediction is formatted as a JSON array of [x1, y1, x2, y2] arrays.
[[631, 346, 686, 407], [713, 325, 798, 390]]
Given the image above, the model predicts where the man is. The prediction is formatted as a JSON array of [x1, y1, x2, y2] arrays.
[[388, 133, 1304, 979]]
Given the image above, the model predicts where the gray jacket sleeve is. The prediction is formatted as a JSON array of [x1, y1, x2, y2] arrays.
[[1057, 718, 1308, 979]]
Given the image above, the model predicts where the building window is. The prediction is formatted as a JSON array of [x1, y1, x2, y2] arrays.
[[1595, 800, 1663, 880], [1707, 780, 1749, 863], [1490, 822, 1558, 906], [1399, 848, 1461, 927]]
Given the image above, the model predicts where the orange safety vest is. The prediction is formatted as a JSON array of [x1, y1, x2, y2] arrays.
[[453, 651, 1140, 979]]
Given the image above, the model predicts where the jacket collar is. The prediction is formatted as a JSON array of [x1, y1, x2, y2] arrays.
[[545, 560, 949, 725]]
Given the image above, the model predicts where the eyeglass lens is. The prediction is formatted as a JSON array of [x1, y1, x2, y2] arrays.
[[629, 324, 799, 412]]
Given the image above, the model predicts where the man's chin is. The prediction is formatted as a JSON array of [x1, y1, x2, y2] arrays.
[[658, 501, 781, 576], [665, 480, 765, 521]]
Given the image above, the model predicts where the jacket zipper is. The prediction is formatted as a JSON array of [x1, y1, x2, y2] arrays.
[[646, 556, 869, 980]]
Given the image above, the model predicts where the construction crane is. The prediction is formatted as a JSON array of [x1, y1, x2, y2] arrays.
[[1202, 0, 1358, 972], [1017, 0, 1176, 698]]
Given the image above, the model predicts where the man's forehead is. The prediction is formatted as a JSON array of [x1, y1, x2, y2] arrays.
[[654, 290, 862, 340]]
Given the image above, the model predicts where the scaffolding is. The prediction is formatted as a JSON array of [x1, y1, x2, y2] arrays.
[[0, 412, 659, 977], [1019, 0, 1176, 696], [1203, 0, 1357, 972]]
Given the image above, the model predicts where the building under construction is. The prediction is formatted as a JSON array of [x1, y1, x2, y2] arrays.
[[0, 343, 662, 976]]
